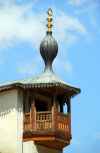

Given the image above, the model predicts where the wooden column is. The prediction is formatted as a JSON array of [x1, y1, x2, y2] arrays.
[[53, 87, 58, 131], [30, 89, 36, 131], [23, 91, 25, 133], [67, 91, 71, 135]]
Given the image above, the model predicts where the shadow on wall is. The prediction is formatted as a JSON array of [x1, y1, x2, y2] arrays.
[[0, 108, 23, 117], [0, 89, 23, 118]]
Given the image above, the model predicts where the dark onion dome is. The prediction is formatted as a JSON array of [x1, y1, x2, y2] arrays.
[[40, 31, 58, 73]]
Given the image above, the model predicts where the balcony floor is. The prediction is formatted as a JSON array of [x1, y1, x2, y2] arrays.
[[23, 131, 71, 150]]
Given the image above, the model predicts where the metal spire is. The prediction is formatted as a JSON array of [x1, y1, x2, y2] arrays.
[[46, 8, 53, 32]]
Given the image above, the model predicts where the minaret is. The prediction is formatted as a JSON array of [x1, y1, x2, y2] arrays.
[[0, 9, 81, 153], [40, 9, 58, 74], [23, 8, 80, 152]]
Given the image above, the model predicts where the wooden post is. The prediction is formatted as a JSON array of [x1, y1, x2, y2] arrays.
[[53, 87, 58, 131], [30, 89, 36, 131], [67, 91, 71, 135], [23, 90, 25, 133], [53, 87, 57, 106], [51, 106, 54, 131]]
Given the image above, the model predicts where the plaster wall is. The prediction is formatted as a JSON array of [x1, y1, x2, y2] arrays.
[[17, 89, 23, 153], [23, 141, 62, 153], [0, 89, 23, 153]]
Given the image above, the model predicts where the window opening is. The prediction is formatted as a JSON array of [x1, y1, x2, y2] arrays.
[[29, 97, 47, 112]]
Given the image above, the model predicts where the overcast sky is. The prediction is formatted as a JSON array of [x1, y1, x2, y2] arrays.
[[0, 0, 100, 153]]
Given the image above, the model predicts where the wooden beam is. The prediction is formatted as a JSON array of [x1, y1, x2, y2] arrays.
[[53, 87, 58, 131], [55, 138, 70, 144], [23, 136, 55, 142], [33, 137, 55, 141], [53, 87, 57, 106], [30, 89, 36, 131]]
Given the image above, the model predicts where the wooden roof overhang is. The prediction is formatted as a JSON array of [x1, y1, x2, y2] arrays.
[[0, 82, 81, 98]]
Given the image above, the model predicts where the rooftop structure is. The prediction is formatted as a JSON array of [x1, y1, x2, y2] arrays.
[[0, 9, 80, 97], [0, 9, 81, 153]]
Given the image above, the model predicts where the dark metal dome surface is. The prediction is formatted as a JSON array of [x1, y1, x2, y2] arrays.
[[40, 31, 58, 73]]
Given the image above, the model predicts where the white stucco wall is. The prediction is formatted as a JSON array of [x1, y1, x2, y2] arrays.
[[0, 89, 62, 153], [17, 89, 23, 153], [0, 89, 23, 153], [23, 141, 62, 153]]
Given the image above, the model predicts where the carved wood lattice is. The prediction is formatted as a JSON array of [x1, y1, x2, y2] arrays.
[[25, 113, 31, 132], [58, 114, 68, 123]]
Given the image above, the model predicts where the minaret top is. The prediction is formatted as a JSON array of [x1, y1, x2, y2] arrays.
[[40, 9, 58, 74], [46, 8, 53, 32], [0, 9, 81, 97]]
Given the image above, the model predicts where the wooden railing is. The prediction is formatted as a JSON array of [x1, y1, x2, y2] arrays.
[[58, 112, 69, 133], [24, 110, 69, 133], [36, 111, 52, 131], [25, 113, 31, 132]]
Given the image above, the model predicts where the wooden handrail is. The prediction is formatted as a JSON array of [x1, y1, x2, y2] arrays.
[[25, 113, 30, 115], [36, 111, 51, 114]]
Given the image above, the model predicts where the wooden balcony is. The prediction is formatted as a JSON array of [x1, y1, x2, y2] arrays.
[[23, 107, 71, 150], [24, 111, 52, 132], [23, 87, 72, 150]]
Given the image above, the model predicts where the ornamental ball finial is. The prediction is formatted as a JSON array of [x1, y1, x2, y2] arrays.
[[46, 8, 53, 32]]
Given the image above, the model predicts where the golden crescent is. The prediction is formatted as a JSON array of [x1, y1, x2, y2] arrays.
[[47, 8, 53, 16]]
